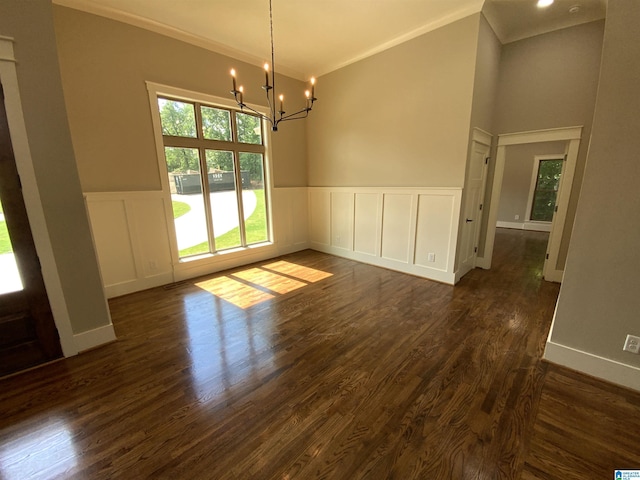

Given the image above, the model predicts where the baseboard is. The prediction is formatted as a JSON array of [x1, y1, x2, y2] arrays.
[[496, 221, 551, 232], [310, 243, 456, 285], [496, 221, 524, 230], [104, 271, 174, 299], [74, 324, 117, 353], [475, 256, 490, 270], [524, 222, 551, 232], [544, 340, 640, 392], [544, 268, 564, 283], [276, 241, 310, 257]]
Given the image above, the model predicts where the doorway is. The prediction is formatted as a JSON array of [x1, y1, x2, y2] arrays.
[[0, 82, 63, 376], [480, 126, 582, 282]]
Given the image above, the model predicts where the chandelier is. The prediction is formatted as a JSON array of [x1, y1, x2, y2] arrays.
[[229, 0, 317, 131]]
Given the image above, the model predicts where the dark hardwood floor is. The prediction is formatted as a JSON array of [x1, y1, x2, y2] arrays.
[[1, 228, 639, 479]]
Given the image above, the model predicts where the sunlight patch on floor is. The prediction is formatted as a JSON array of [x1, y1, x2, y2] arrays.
[[195, 261, 333, 309]]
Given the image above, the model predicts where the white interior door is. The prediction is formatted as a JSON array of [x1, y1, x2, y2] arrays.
[[459, 132, 490, 279]]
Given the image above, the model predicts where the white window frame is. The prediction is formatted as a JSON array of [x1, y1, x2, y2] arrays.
[[525, 154, 564, 227], [146, 81, 274, 272]]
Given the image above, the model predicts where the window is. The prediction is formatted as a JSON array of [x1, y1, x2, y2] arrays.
[[527, 156, 563, 223], [157, 97, 269, 259]]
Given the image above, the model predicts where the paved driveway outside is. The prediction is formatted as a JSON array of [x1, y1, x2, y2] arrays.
[[172, 190, 257, 250]]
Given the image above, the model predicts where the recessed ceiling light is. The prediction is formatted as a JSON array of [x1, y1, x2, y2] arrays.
[[537, 0, 554, 7], [569, 4, 582, 13]]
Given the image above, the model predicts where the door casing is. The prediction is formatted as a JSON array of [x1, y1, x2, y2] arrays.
[[478, 126, 582, 282], [0, 36, 77, 356]]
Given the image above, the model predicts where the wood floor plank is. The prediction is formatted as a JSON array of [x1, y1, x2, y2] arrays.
[[1, 228, 639, 479]]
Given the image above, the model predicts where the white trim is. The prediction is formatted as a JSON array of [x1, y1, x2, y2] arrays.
[[496, 221, 552, 233], [73, 324, 117, 353], [145, 81, 275, 275], [0, 37, 78, 356], [309, 186, 461, 285], [497, 126, 582, 146], [53, 1, 485, 80], [544, 341, 640, 392], [544, 138, 579, 280], [525, 154, 564, 223], [484, 126, 582, 282], [472, 127, 493, 147], [54, 0, 305, 80], [544, 268, 564, 283]]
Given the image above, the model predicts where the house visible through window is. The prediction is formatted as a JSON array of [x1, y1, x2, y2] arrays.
[[157, 97, 269, 259]]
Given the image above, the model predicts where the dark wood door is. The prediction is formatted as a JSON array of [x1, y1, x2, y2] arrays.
[[0, 82, 62, 377]]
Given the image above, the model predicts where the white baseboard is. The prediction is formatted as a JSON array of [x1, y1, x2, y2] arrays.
[[104, 271, 174, 299], [310, 243, 456, 285], [496, 221, 524, 230], [544, 268, 564, 283], [496, 220, 551, 232], [475, 256, 490, 270], [74, 324, 117, 353], [544, 340, 640, 392]]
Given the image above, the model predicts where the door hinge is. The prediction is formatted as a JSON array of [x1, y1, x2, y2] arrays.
[[546, 253, 549, 260], [17, 174, 22, 190], [479, 203, 483, 211], [564, 154, 568, 161], [474, 247, 478, 253], [554, 205, 558, 212], [485, 156, 490, 164]]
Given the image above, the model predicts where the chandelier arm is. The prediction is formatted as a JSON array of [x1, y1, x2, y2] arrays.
[[235, 101, 272, 125], [278, 103, 315, 121]]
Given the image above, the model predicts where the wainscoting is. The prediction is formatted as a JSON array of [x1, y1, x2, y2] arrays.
[[309, 187, 462, 284], [85, 187, 309, 298], [85, 186, 462, 297]]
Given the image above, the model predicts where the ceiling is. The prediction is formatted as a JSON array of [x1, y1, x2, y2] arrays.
[[53, 0, 607, 81]]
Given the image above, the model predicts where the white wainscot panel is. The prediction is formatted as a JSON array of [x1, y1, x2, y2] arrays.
[[331, 192, 354, 250], [86, 199, 137, 287], [381, 194, 414, 264], [85, 192, 173, 298], [309, 189, 331, 246], [415, 194, 456, 272], [354, 193, 380, 256], [308, 187, 462, 285]]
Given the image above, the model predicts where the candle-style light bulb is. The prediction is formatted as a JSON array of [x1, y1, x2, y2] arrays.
[[238, 85, 244, 105], [264, 63, 270, 88], [310, 77, 316, 99], [231, 68, 237, 91], [305, 90, 310, 109], [279, 94, 284, 112]]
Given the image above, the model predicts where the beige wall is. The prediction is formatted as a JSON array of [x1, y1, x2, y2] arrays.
[[0, 0, 111, 334], [479, 20, 605, 268], [468, 14, 501, 135], [497, 141, 565, 224], [306, 15, 480, 188], [548, 0, 640, 375], [53, 5, 307, 191]]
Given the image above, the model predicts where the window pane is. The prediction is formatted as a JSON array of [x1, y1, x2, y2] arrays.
[[164, 147, 209, 257], [158, 99, 197, 137], [239, 152, 268, 244], [530, 159, 562, 222], [206, 150, 241, 251], [0, 192, 24, 294], [236, 112, 262, 145], [201, 106, 232, 141]]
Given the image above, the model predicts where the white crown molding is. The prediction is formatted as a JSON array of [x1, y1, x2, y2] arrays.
[[315, 2, 484, 77], [52, 0, 307, 80]]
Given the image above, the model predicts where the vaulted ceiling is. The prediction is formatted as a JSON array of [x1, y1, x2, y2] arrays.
[[53, 0, 607, 80]]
